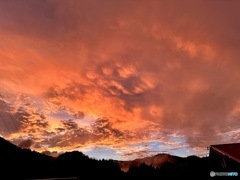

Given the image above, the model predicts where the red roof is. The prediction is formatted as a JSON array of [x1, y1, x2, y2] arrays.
[[210, 143, 240, 163]]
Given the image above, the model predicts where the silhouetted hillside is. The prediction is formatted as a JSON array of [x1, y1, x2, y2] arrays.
[[0, 137, 210, 179], [0, 137, 53, 179], [0, 137, 123, 179], [119, 153, 179, 172], [120, 154, 209, 177]]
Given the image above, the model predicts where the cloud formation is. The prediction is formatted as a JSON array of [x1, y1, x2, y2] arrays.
[[18, 139, 34, 149], [0, 0, 240, 160]]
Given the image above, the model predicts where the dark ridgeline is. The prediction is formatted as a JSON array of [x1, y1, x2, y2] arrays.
[[0, 137, 211, 179]]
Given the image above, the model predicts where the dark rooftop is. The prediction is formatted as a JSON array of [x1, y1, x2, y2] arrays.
[[210, 143, 240, 163]]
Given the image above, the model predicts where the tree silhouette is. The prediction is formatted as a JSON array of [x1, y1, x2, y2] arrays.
[[0, 137, 212, 179]]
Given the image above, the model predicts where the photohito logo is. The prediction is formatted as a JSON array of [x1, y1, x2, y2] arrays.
[[210, 171, 238, 177], [210, 171, 215, 177]]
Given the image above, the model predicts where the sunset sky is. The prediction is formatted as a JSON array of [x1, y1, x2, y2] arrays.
[[0, 0, 240, 160]]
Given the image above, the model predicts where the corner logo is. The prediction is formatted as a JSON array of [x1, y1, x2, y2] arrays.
[[210, 171, 215, 177], [210, 171, 238, 177]]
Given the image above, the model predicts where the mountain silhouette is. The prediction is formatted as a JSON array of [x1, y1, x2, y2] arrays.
[[0, 137, 210, 179], [120, 153, 209, 177], [0, 137, 123, 179], [119, 153, 179, 172], [0, 136, 53, 179]]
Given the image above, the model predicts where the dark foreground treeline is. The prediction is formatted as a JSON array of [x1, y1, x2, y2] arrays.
[[0, 137, 210, 179]]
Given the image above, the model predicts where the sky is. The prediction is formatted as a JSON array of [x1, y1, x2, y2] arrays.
[[0, 0, 240, 161]]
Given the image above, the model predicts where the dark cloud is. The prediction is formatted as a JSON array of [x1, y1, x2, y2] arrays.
[[42, 150, 59, 157], [18, 139, 34, 149], [33, 119, 48, 128], [15, 107, 31, 124], [122, 150, 161, 159], [73, 111, 85, 119], [16, 107, 49, 132], [44, 128, 98, 148], [38, 118, 127, 149], [92, 118, 124, 138], [33, 142, 42, 149], [61, 119, 78, 130], [55, 127, 65, 132]]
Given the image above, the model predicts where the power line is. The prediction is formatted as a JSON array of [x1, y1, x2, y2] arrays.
[[0, 94, 18, 132], [0, 113, 10, 134]]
